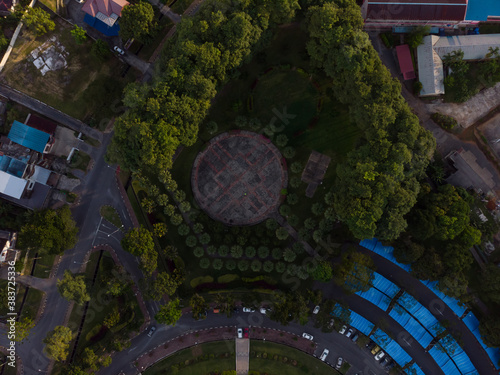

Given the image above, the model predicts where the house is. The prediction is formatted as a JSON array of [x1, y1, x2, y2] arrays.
[[8, 120, 52, 154], [417, 34, 500, 96], [361, 0, 468, 27], [82, 0, 129, 37], [395, 44, 416, 80], [0, 230, 20, 265]]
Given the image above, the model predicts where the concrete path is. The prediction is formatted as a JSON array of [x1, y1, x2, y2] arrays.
[[235, 338, 249, 375], [0, 84, 101, 142], [121, 51, 151, 74], [272, 212, 316, 256], [159, 5, 182, 23]]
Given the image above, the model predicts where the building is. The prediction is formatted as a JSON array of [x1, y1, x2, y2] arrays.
[[417, 34, 500, 96], [0, 230, 20, 265], [465, 0, 500, 23], [8, 120, 52, 154], [396, 44, 416, 80], [0, 0, 16, 16], [362, 0, 468, 27], [82, 0, 129, 37]]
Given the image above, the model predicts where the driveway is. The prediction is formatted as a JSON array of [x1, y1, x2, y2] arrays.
[[235, 338, 249, 375]]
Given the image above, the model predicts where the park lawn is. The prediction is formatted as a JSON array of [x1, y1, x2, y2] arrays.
[[20, 287, 44, 321], [143, 341, 235, 375], [250, 341, 335, 375], [100, 205, 123, 229], [32, 253, 56, 278], [1, 10, 135, 123], [0, 280, 25, 317], [70, 150, 91, 172]]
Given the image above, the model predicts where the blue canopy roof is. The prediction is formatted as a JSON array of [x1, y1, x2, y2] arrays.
[[465, 0, 500, 21], [84, 14, 120, 36], [372, 272, 400, 298], [349, 311, 375, 336], [356, 287, 392, 311], [8, 120, 50, 153], [370, 329, 412, 367]]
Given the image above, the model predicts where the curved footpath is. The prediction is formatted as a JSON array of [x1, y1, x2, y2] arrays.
[[355, 244, 498, 375]]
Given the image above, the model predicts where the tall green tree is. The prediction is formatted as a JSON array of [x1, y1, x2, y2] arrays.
[[119, 2, 155, 43], [19, 206, 78, 254], [70, 25, 87, 44], [155, 298, 182, 325], [23, 8, 55, 36], [57, 270, 90, 305], [334, 248, 374, 293], [43, 326, 73, 361], [15, 317, 35, 342], [190, 293, 208, 320], [121, 226, 158, 275]]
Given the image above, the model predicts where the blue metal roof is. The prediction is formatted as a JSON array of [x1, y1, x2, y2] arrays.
[[8, 121, 50, 153], [356, 287, 392, 311], [84, 14, 120, 36], [348, 311, 375, 336], [370, 329, 412, 367], [0, 155, 26, 178], [466, 0, 500, 21]]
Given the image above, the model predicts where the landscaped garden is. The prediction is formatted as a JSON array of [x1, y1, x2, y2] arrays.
[[143, 341, 236, 375]]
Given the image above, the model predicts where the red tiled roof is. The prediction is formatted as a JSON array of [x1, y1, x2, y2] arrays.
[[26, 115, 57, 136], [365, 0, 467, 21], [0, 0, 12, 12], [396, 44, 416, 80], [82, 0, 128, 18]]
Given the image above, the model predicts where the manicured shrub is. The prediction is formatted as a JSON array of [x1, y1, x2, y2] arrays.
[[218, 245, 229, 257], [287, 193, 299, 205], [199, 233, 211, 245], [304, 218, 316, 230], [231, 245, 243, 258], [311, 202, 325, 216], [276, 134, 288, 147], [175, 190, 186, 201], [179, 201, 191, 213], [251, 259, 262, 272], [235, 115, 248, 128], [266, 218, 278, 230], [212, 258, 223, 270], [186, 235, 198, 248], [225, 259, 236, 270], [276, 227, 289, 241], [263, 260, 274, 272], [283, 248, 296, 262], [283, 146, 296, 159], [206, 121, 218, 134], [431, 112, 457, 130], [290, 176, 301, 188], [271, 248, 282, 260], [193, 247, 204, 257], [199, 258, 210, 269], [207, 245, 217, 255], [279, 205, 291, 217], [238, 260, 249, 271], [249, 118, 261, 130], [178, 224, 190, 236], [292, 242, 304, 254], [170, 214, 183, 226], [245, 246, 256, 258], [257, 246, 269, 258], [275, 262, 286, 273], [290, 162, 303, 174], [288, 215, 299, 227], [193, 223, 204, 234]]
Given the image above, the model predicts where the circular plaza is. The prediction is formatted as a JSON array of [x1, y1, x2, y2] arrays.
[[191, 131, 287, 226]]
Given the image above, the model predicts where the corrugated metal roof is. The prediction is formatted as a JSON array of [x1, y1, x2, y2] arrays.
[[365, 1, 467, 21], [466, 0, 500, 21], [0, 170, 27, 199], [31, 166, 51, 185], [434, 34, 500, 60], [417, 35, 445, 96], [8, 121, 50, 153], [25, 114, 57, 135], [396, 44, 416, 80]]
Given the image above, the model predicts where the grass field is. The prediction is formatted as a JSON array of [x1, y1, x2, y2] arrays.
[[143, 341, 235, 375], [0, 280, 43, 321], [250, 341, 335, 375], [70, 150, 91, 172], [32, 254, 56, 278], [1, 10, 135, 123], [100, 205, 123, 229]]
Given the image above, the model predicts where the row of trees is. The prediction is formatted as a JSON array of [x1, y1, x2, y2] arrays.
[[306, 2, 435, 241]]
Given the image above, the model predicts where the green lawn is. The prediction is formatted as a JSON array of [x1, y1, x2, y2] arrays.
[[250, 341, 336, 375], [100, 205, 123, 229], [1, 9, 135, 123], [0, 280, 43, 321], [32, 254, 56, 278], [70, 150, 91, 172], [144, 341, 235, 375]]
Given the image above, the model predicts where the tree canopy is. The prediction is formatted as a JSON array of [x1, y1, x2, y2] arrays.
[[43, 326, 73, 361], [155, 298, 182, 325], [18, 206, 78, 254], [121, 226, 158, 275], [306, 2, 435, 241], [119, 2, 156, 43], [57, 270, 90, 305], [23, 7, 55, 36]]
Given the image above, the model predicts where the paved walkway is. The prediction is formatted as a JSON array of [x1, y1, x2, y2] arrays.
[[235, 338, 249, 375]]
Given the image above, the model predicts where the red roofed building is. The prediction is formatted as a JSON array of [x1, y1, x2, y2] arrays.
[[396, 44, 416, 80], [362, 0, 468, 27], [25, 114, 57, 136], [82, 0, 129, 27]]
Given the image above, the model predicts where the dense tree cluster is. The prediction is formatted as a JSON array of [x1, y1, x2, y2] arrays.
[[394, 184, 481, 301], [306, 2, 435, 241], [57, 270, 91, 305], [108, 0, 300, 181], [121, 226, 158, 275]]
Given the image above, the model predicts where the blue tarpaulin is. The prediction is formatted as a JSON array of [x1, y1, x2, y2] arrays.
[[84, 14, 120, 36], [419, 280, 466, 317], [465, 0, 500, 21], [370, 329, 412, 367], [397, 292, 442, 336], [372, 272, 400, 298], [8, 121, 49, 153], [360, 238, 411, 270], [348, 311, 375, 336], [356, 287, 392, 311], [389, 306, 433, 348], [404, 363, 425, 375], [462, 312, 500, 369]]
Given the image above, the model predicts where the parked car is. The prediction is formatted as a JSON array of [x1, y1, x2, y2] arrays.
[[302, 332, 313, 341], [386, 360, 396, 369], [371, 345, 380, 355], [213, 308, 220, 313], [147, 326, 156, 337], [375, 350, 385, 361], [243, 328, 249, 338], [233, 307, 240, 313], [313, 305, 320, 314], [260, 307, 268, 314], [351, 333, 359, 342], [328, 318, 335, 329], [339, 325, 347, 334], [366, 340, 375, 350], [346, 328, 354, 338], [113, 46, 125, 55], [243, 307, 255, 312], [381, 356, 391, 366], [320, 348, 329, 361], [335, 356, 343, 369], [237, 328, 243, 339]]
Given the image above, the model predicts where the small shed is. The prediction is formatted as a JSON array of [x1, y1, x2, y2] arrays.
[[396, 44, 416, 80]]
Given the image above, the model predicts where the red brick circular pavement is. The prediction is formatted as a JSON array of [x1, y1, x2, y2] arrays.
[[192, 131, 287, 226]]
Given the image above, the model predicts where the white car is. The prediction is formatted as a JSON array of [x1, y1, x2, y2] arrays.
[[113, 46, 125, 55], [320, 348, 329, 361], [237, 328, 243, 339], [375, 350, 386, 361], [313, 305, 320, 314], [339, 325, 347, 334], [335, 356, 343, 369], [147, 326, 156, 337], [302, 332, 313, 341], [243, 307, 255, 313], [346, 328, 354, 338], [260, 307, 267, 314]]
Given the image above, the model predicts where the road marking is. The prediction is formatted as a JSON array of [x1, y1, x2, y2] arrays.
[[128, 346, 137, 352]]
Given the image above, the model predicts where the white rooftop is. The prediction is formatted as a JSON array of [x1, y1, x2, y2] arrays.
[[418, 34, 500, 97], [30, 165, 51, 185], [0, 170, 27, 199]]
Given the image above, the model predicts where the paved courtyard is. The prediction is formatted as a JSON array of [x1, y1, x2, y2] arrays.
[[192, 131, 287, 226]]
